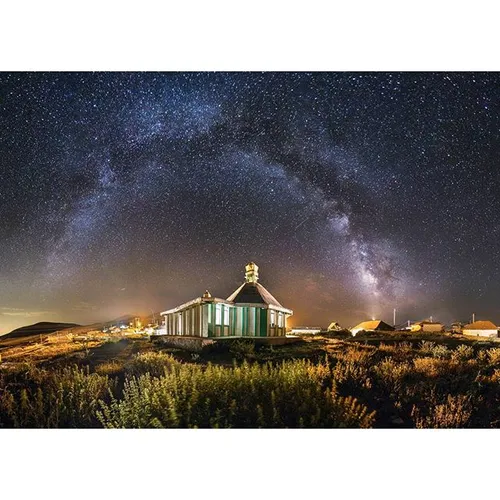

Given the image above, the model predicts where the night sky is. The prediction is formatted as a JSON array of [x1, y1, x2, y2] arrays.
[[1, 72, 500, 334]]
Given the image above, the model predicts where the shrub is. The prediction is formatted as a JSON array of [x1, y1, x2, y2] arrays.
[[228, 339, 256, 360], [126, 352, 179, 378], [324, 329, 351, 339], [418, 341, 436, 355], [0, 365, 113, 428], [95, 361, 124, 376], [487, 348, 500, 365], [374, 358, 413, 392], [378, 342, 413, 360], [451, 344, 474, 362], [97, 359, 374, 428], [412, 394, 474, 428], [332, 360, 370, 388], [336, 346, 375, 366], [431, 344, 450, 359], [413, 357, 444, 377]]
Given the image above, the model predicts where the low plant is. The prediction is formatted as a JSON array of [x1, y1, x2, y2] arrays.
[[228, 339, 256, 360], [0, 365, 114, 428], [451, 344, 474, 362], [95, 361, 124, 376], [487, 348, 500, 365], [98, 359, 374, 428], [412, 394, 474, 428], [125, 351, 179, 378]]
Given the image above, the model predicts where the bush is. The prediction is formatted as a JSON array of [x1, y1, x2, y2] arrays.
[[412, 394, 474, 428], [5, 335, 500, 428], [374, 358, 413, 392], [487, 348, 500, 365], [324, 329, 351, 339], [228, 339, 256, 360], [413, 357, 444, 377], [97, 360, 375, 428], [126, 352, 180, 378], [95, 361, 124, 376], [0, 365, 114, 428], [451, 344, 474, 362], [431, 344, 450, 359]]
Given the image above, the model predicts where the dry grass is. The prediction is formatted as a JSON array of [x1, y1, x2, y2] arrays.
[[95, 361, 124, 376], [3, 334, 500, 428], [0, 339, 102, 363]]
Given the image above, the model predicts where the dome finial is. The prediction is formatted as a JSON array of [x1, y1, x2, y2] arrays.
[[245, 262, 259, 283]]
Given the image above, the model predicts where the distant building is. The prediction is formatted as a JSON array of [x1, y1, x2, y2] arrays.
[[327, 321, 342, 331], [462, 320, 498, 338], [290, 326, 322, 335], [350, 320, 395, 336], [451, 322, 464, 334], [160, 262, 293, 338], [410, 320, 444, 333]]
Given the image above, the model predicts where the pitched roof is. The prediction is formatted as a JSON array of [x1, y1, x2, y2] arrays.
[[227, 282, 284, 307], [464, 320, 498, 330], [351, 320, 395, 332], [416, 320, 444, 325], [161, 295, 232, 315]]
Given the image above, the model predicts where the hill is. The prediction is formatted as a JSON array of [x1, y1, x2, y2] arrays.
[[0, 313, 161, 347], [1, 321, 80, 340]]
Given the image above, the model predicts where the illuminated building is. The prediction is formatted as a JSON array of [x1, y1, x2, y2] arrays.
[[290, 326, 322, 335], [410, 319, 444, 333], [350, 319, 394, 336], [160, 262, 293, 338], [462, 320, 499, 338]]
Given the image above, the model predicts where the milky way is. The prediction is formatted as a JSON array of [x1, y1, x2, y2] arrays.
[[1, 72, 500, 334]]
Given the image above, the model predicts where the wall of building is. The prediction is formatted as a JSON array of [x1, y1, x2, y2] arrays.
[[268, 309, 287, 336], [162, 303, 289, 338], [422, 324, 444, 333], [463, 329, 498, 338], [163, 303, 205, 337]]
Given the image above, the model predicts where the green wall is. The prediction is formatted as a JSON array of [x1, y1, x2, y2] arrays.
[[260, 308, 267, 337]]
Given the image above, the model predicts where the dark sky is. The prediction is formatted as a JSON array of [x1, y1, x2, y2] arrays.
[[1, 72, 500, 334]]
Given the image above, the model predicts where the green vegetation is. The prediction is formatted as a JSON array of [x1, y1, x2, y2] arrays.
[[2, 337, 500, 428]]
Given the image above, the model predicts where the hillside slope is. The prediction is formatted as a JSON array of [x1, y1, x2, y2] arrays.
[[1, 321, 80, 340]]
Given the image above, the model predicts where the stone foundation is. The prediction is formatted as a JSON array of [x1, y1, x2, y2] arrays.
[[151, 335, 216, 353], [151, 335, 300, 352]]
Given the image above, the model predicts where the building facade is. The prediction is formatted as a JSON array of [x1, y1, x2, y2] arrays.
[[350, 320, 395, 336], [410, 320, 444, 333], [160, 263, 293, 338], [462, 320, 498, 338]]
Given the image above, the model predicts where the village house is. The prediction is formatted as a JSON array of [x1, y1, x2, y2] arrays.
[[290, 326, 322, 335], [462, 320, 499, 338], [350, 319, 395, 336], [410, 319, 445, 333], [159, 262, 293, 338]]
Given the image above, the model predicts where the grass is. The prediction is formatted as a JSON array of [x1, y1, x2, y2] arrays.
[[2, 333, 500, 428]]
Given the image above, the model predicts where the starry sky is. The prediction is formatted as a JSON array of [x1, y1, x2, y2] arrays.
[[1, 72, 500, 334]]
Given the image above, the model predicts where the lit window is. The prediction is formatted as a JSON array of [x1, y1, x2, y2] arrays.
[[270, 310, 275, 327], [224, 306, 230, 326], [278, 313, 283, 328], [215, 303, 222, 325]]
